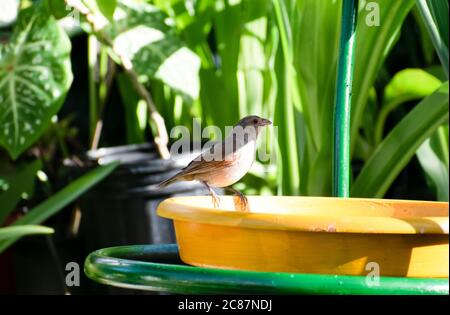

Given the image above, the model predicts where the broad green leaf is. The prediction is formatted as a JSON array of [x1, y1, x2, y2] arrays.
[[103, 0, 200, 100], [0, 225, 54, 241], [352, 82, 449, 198], [0, 159, 42, 225], [383, 69, 442, 102], [0, 161, 119, 253], [374, 68, 442, 144], [416, 124, 449, 201], [0, 3, 73, 159]]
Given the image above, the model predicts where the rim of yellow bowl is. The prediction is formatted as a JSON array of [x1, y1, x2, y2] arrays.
[[157, 196, 449, 235]]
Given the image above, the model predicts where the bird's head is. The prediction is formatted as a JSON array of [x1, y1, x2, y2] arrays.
[[236, 115, 272, 129], [226, 115, 271, 147]]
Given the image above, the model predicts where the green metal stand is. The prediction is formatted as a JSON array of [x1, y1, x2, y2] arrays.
[[84, 244, 449, 295], [333, 0, 358, 197]]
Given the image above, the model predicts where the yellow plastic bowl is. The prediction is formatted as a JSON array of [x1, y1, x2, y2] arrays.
[[157, 196, 449, 278]]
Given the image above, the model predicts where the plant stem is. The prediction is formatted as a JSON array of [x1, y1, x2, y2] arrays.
[[87, 34, 98, 146], [332, 0, 358, 197], [66, 0, 170, 159], [90, 45, 113, 150], [53, 121, 70, 159], [374, 95, 412, 145]]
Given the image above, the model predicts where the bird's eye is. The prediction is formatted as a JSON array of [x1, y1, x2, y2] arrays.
[[253, 119, 258, 124]]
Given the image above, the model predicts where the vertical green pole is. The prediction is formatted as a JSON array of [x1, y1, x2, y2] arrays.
[[333, 0, 358, 197]]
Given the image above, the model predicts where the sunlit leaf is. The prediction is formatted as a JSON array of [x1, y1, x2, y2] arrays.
[[0, 225, 54, 241], [95, 0, 117, 21], [384, 68, 442, 102]]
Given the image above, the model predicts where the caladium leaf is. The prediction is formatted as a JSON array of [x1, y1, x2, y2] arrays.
[[0, 3, 73, 159]]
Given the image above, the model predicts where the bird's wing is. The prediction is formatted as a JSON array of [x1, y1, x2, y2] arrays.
[[181, 156, 235, 176], [180, 142, 236, 176]]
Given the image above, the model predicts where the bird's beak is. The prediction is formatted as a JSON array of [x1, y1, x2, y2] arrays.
[[259, 118, 272, 126]]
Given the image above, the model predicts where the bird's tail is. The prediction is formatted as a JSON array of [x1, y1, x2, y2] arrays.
[[157, 173, 180, 188]]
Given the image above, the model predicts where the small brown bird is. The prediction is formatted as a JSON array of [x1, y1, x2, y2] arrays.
[[159, 115, 272, 210]]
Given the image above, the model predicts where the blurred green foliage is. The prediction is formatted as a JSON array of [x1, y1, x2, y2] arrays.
[[0, 0, 448, 203]]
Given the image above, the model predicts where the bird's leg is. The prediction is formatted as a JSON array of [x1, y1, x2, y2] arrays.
[[225, 187, 249, 212], [202, 181, 220, 208]]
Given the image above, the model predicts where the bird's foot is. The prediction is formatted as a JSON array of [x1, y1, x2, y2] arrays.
[[227, 188, 249, 212], [211, 194, 221, 209], [203, 181, 221, 208]]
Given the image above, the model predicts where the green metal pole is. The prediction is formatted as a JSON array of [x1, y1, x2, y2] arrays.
[[333, 0, 358, 197]]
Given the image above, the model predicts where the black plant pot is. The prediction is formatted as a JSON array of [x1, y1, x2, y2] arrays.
[[72, 142, 208, 248], [64, 142, 209, 293]]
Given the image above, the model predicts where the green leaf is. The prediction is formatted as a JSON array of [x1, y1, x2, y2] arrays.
[[45, 0, 72, 19], [374, 68, 442, 144], [416, 124, 449, 201], [0, 161, 119, 253], [383, 68, 442, 102], [83, 0, 117, 21], [413, 6, 435, 65], [0, 225, 54, 241], [0, 159, 42, 225], [352, 82, 449, 198], [104, 0, 200, 100], [289, 0, 344, 196], [0, 3, 73, 159], [96, 0, 117, 21], [415, 0, 449, 77], [273, 0, 301, 195]]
